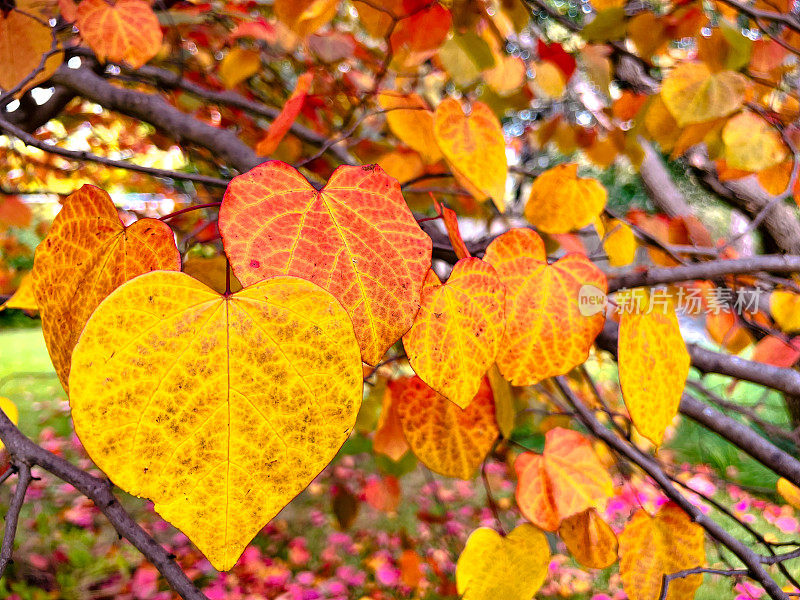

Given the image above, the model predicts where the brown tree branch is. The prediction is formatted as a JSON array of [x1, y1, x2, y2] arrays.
[[0, 463, 32, 578], [0, 411, 210, 600]]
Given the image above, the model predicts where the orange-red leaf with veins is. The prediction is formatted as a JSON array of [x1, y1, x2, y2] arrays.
[[219, 161, 432, 365], [483, 228, 607, 385], [433, 198, 471, 260], [256, 72, 314, 156]]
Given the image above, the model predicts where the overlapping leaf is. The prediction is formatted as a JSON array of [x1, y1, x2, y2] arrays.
[[524, 163, 607, 233], [256, 71, 314, 155], [373, 377, 411, 461], [394, 376, 498, 479], [31, 185, 180, 390], [558, 508, 618, 569], [618, 295, 690, 446], [0, 10, 62, 94], [76, 0, 163, 68], [455, 525, 550, 600], [403, 258, 505, 408], [619, 503, 704, 600], [219, 161, 432, 365], [274, 0, 339, 39], [515, 427, 613, 531], [433, 99, 507, 212], [483, 228, 607, 386], [771, 290, 800, 332], [69, 271, 363, 571], [722, 111, 787, 171], [661, 63, 747, 126], [379, 92, 442, 164]]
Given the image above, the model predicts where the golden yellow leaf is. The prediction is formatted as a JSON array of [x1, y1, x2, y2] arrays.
[[531, 60, 566, 99], [487, 364, 515, 438], [525, 163, 607, 233], [379, 92, 442, 164], [778, 477, 800, 509], [219, 48, 261, 89], [618, 296, 690, 446], [433, 98, 507, 212], [274, 0, 338, 38], [1, 273, 38, 312], [722, 111, 787, 172], [661, 63, 748, 127], [32, 185, 181, 390], [0, 397, 19, 450], [485, 54, 526, 96], [69, 271, 362, 571], [619, 503, 704, 600], [394, 376, 498, 479], [559, 508, 618, 569], [403, 259, 505, 409], [602, 218, 637, 267], [456, 524, 550, 600], [772, 290, 800, 333], [0, 10, 62, 94]]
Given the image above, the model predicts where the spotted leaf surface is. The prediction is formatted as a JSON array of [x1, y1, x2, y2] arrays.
[[403, 259, 504, 408], [619, 503, 704, 600], [515, 428, 613, 531], [455, 524, 550, 600], [394, 376, 498, 479], [433, 98, 507, 212], [75, 0, 163, 68], [558, 508, 618, 569], [31, 185, 180, 390], [618, 297, 690, 446], [524, 164, 607, 233], [219, 161, 432, 365], [483, 228, 607, 386], [68, 271, 362, 571]]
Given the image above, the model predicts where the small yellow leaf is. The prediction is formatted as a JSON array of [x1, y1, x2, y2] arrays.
[[0, 397, 19, 450], [778, 477, 800, 509], [722, 111, 788, 172], [69, 271, 363, 571], [1, 273, 38, 312], [456, 524, 550, 600], [219, 48, 261, 88], [661, 63, 748, 126], [559, 508, 618, 569], [602, 218, 637, 267], [487, 364, 515, 438], [772, 290, 800, 333], [618, 295, 690, 446], [525, 163, 607, 233], [531, 60, 566, 99]]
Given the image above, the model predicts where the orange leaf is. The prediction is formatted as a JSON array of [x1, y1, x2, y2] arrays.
[[0, 196, 32, 228], [483, 228, 607, 386], [752, 335, 800, 368], [219, 161, 432, 365], [395, 376, 498, 479], [705, 310, 753, 353], [618, 296, 690, 446], [379, 92, 442, 164], [619, 502, 704, 600], [433, 98, 507, 213], [256, 71, 314, 155], [399, 549, 424, 589], [515, 427, 613, 531], [31, 185, 181, 390], [364, 474, 401, 513], [76, 0, 163, 68], [0, 10, 62, 94], [434, 199, 470, 260], [403, 259, 505, 408], [373, 379, 410, 462], [274, 0, 339, 39], [389, 2, 451, 69], [558, 508, 618, 569], [525, 163, 607, 233]]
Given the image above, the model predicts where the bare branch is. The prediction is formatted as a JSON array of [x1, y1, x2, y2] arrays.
[[0, 463, 32, 578], [659, 567, 748, 600]]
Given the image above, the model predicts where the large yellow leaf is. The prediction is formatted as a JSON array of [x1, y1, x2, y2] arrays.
[[661, 63, 747, 126], [31, 185, 181, 390], [524, 163, 607, 233], [433, 98, 507, 212], [722, 111, 787, 172], [515, 427, 613, 531], [75, 0, 163, 68], [0, 10, 62, 94], [559, 508, 618, 569], [403, 259, 505, 409], [394, 376, 498, 479], [455, 524, 550, 600], [379, 92, 442, 164], [274, 0, 338, 39], [219, 161, 432, 366], [618, 296, 690, 446], [69, 271, 362, 571], [619, 503, 704, 600], [483, 228, 607, 386]]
